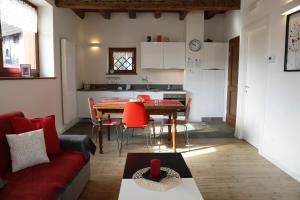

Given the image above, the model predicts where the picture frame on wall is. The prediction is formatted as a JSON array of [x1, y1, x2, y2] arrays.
[[20, 64, 31, 77], [284, 10, 300, 72]]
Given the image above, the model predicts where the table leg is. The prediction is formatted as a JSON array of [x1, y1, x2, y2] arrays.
[[97, 111, 103, 154], [172, 112, 177, 152], [107, 114, 111, 141], [168, 115, 171, 141]]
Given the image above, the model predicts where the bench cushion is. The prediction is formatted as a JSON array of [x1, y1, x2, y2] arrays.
[[0, 112, 24, 176]]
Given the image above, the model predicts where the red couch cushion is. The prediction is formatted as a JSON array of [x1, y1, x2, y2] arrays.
[[0, 112, 24, 176], [0, 151, 89, 200], [11, 115, 61, 155]]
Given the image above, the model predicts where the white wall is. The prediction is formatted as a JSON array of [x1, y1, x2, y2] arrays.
[[236, 0, 300, 181], [204, 14, 225, 42], [78, 13, 185, 84], [224, 10, 241, 41], [0, 0, 79, 133]]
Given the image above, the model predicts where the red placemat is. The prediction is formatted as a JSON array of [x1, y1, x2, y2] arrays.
[[145, 100, 182, 105], [99, 99, 129, 104]]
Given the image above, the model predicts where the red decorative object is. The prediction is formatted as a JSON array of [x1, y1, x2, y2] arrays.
[[156, 35, 162, 42], [150, 159, 161, 178]]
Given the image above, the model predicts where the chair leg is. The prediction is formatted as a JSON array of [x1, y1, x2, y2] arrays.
[[126, 128, 129, 146], [184, 125, 190, 151], [92, 125, 97, 142], [119, 128, 126, 157], [145, 129, 149, 147], [149, 127, 152, 146], [116, 125, 120, 150], [159, 125, 163, 152], [131, 129, 134, 137], [152, 121, 156, 138]]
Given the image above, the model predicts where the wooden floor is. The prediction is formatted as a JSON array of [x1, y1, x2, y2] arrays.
[[78, 130, 300, 200]]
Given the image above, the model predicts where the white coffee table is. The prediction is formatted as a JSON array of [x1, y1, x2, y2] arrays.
[[118, 153, 204, 200]]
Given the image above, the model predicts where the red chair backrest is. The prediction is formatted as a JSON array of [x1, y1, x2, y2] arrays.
[[122, 102, 149, 128], [136, 95, 151, 101], [185, 98, 192, 121], [88, 97, 98, 125]]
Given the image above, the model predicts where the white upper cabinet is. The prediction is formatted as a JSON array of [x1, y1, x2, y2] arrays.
[[163, 42, 186, 69], [141, 42, 186, 69], [141, 42, 164, 69], [203, 43, 227, 69]]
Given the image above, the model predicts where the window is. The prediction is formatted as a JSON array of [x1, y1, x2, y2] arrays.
[[0, 0, 38, 77], [108, 48, 136, 75]]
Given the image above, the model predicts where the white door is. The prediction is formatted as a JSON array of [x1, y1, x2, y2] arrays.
[[243, 26, 268, 148]]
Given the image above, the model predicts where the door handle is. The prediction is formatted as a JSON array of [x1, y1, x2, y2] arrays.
[[245, 85, 250, 93]]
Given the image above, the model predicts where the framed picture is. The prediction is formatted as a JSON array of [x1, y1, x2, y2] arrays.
[[284, 10, 300, 72], [20, 64, 31, 77]]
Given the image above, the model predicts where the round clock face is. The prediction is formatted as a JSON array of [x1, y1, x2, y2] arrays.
[[189, 39, 201, 52]]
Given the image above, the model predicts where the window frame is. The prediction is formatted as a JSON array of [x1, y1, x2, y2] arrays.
[[0, 0, 40, 78], [108, 48, 137, 75]]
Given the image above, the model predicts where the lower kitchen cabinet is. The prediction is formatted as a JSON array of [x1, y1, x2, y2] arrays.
[[77, 91, 135, 118], [77, 91, 167, 118]]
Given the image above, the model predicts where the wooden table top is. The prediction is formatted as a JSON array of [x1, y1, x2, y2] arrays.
[[93, 99, 185, 110]]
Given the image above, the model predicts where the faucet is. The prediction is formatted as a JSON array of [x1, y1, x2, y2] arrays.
[[141, 76, 150, 90]]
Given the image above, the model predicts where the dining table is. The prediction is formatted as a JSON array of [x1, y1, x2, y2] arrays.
[[93, 99, 185, 154]]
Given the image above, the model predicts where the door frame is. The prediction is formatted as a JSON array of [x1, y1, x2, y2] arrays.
[[235, 16, 269, 149], [226, 36, 240, 128]]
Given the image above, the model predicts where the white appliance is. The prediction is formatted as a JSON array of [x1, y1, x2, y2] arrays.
[[184, 43, 228, 122]]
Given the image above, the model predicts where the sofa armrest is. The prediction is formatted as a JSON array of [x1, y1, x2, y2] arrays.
[[58, 135, 96, 155]]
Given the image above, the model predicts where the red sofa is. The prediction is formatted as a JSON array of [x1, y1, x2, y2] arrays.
[[0, 112, 90, 200]]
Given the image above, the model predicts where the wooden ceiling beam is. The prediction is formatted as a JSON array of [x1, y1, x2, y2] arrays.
[[100, 10, 111, 19], [179, 11, 188, 20], [128, 11, 136, 19], [72, 9, 85, 19], [154, 11, 162, 19], [204, 11, 226, 20], [56, 0, 240, 11]]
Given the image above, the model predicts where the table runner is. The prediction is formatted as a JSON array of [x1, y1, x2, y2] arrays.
[[99, 99, 182, 106]]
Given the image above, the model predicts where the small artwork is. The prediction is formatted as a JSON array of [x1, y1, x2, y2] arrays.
[[284, 10, 300, 71], [20, 64, 31, 77]]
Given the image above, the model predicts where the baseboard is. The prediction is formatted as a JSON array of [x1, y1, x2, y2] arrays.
[[58, 118, 80, 134], [259, 150, 300, 182]]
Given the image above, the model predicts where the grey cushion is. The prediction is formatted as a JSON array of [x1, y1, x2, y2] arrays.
[[58, 135, 96, 155], [0, 177, 7, 189]]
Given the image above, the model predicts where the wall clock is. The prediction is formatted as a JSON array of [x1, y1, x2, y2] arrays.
[[189, 39, 202, 52]]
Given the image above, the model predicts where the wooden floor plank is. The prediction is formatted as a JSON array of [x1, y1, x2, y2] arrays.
[[78, 134, 300, 200]]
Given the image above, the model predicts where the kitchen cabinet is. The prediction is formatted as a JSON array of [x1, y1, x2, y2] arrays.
[[163, 42, 185, 69], [203, 43, 227, 69], [141, 42, 163, 69], [141, 42, 185, 69]]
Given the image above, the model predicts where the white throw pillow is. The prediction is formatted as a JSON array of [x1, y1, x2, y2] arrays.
[[6, 129, 50, 172]]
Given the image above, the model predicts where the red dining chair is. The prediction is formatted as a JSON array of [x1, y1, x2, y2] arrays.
[[159, 98, 192, 150], [137, 95, 151, 101], [120, 102, 151, 156], [88, 97, 121, 146], [136, 94, 156, 138]]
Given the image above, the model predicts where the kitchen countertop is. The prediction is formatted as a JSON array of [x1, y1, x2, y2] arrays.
[[77, 89, 187, 92]]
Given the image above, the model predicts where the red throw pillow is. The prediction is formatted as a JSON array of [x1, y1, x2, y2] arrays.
[[10, 115, 61, 155]]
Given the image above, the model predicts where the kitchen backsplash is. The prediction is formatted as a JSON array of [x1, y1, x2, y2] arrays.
[[79, 84, 183, 91]]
